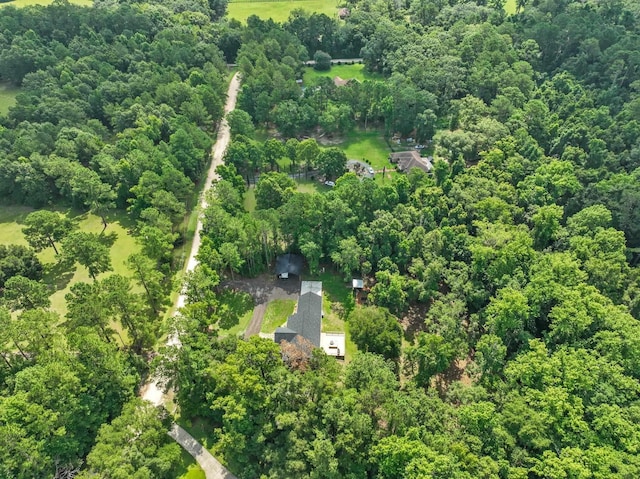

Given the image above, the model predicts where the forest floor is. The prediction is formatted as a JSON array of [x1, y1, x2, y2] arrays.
[[227, 0, 336, 23], [0, 205, 140, 316]]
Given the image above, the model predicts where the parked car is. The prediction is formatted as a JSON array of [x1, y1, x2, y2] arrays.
[[324, 180, 336, 187], [368, 167, 375, 174], [415, 144, 425, 149]]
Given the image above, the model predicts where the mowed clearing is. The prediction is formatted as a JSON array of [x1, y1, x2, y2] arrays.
[[0, 206, 141, 316], [0, 84, 19, 116], [303, 64, 382, 84], [227, 0, 336, 23]]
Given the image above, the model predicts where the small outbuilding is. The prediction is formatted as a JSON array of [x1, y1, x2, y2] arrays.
[[338, 7, 350, 19], [352, 278, 364, 289], [389, 151, 433, 173], [275, 253, 305, 279]]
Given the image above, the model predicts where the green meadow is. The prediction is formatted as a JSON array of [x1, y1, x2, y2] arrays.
[[227, 0, 337, 23]]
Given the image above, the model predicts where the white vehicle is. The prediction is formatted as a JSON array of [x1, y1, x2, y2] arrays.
[[324, 180, 336, 187], [368, 167, 375, 174]]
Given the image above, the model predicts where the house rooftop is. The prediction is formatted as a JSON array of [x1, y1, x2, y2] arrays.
[[389, 151, 433, 173]]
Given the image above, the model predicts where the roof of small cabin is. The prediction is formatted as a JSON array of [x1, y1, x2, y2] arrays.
[[275, 253, 304, 276]]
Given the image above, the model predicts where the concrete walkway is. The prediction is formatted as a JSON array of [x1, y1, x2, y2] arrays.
[[169, 424, 237, 479]]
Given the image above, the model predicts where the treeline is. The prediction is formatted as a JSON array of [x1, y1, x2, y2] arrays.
[[0, 0, 231, 476]]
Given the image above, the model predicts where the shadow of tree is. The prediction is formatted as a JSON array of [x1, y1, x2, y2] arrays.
[[98, 231, 118, 247], [401, 303, 430, 344], [42, 256, 76, 292], [217, 290, 254, 330]]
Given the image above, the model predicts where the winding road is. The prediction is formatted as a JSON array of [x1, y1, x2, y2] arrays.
[[141, 72, 242, 479]]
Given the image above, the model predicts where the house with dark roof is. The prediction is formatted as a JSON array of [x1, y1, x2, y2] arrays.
[[389, 151, 433, 173], [275, 253, 305, 279], [274, 281, 345, 359]]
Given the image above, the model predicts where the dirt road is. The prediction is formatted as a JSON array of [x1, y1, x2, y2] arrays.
[[143, 71, 241, 404], [142, 72, 241, 478]]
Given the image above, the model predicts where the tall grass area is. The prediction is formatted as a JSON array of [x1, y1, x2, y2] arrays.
[[0, 84, 19, 116], [0, 206, 141, 316], [227, 0, 336, 23]]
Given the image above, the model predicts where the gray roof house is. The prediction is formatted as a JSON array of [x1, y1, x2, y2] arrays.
[[275, 281, 323, 347], [389, 151, 433, 173], [274, 282, 346, 359]]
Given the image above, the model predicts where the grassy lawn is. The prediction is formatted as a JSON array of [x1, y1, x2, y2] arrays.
[[303, 64, 382, 84], [261, 299, 296, 333], [296, 179, 330, 194], [504, 0, 517, 14], [374, 169, 401, 185], [0, 0, 91, 6], [227, 0, 337, 23], [338, 129, 392, 170], [244, 186, 257, 212], [0, 206, 141, 316], [217, 290, 254, 336], [0, 83, 19, 116]]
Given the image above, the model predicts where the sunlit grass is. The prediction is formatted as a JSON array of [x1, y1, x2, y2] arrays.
[[303, 64, 381, 84], [227, 0, 337, 23], [0, 206, 141, 316], [261, 299, 296, 333], [338, 128, 391, 169]]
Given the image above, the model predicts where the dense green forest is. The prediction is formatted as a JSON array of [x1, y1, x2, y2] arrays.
[[2, 0, 640, 477]]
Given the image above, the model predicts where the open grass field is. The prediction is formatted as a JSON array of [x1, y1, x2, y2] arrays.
[[504, 0, 517, 14], [261, 299, 296, 333], [303, 64, 382, 84], [338, 128, 392, 170], [0, 205, 141, 316], [0, 83, 19, 116], [227, 0, 337, 23], [0, 0, 91, 6]]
